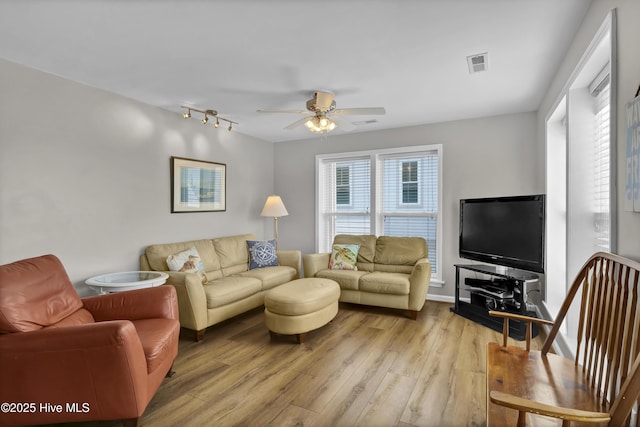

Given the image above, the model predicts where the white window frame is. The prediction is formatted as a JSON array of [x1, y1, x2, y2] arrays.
[[316, 144, 443, 284]]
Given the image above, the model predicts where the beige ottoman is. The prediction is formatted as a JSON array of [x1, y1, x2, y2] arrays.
[[264, 278, 340, 343]]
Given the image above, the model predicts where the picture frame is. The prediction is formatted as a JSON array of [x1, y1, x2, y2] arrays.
[[171, 156, 226, 213]]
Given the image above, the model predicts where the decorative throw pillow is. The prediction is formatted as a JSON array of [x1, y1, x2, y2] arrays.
[[247, 240, 278, 270], [329, 244, 360, 270], [166, 247, 205, 278]]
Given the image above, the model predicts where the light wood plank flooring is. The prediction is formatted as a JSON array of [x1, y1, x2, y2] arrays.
[[51, 301, 545, 427]]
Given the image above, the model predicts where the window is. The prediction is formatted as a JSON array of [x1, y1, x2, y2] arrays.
[[592, 69, 611, 252], [544, 11, 616, 357], [401, 160, 419, 204], [335, 165, 351, 205], [316, 145, 442, 282]]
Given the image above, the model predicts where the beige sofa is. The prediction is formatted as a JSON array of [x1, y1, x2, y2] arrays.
[[140, 233, 301, 341], [303, 235, 431, 319]]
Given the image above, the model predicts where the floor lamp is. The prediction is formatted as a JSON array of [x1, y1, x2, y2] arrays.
[[261, 195, 289, 250]]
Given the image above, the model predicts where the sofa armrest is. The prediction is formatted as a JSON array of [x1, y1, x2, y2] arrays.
[[164, 271, 208, 332], [277, 250, 302, 278], [303, 253, 331, 278], [0, 321, 148, 422], [82, 285, 178, 322], [408, 258, 432, 311]]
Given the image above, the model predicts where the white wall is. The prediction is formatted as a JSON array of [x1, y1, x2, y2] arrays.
[[0, 59, 276, 294], [274, 112, 541, 297], [537, 0, 640, 261]]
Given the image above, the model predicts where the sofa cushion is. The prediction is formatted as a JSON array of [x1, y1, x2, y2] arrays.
[[359, 272, 411, 295], [373, 263, 414, 274], [374, 236, 427, 266], [329, 244, 360, 270], [247, 240, 278, 269], [213, 234, 255, 276], [239, 266, 297, 291], [316, 269, 368, 291], [333, 235, 377, 271], [203, 276, 262, 308], [145, 239, 220, 273]]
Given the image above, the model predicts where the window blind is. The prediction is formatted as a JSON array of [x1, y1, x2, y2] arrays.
[[381, 153, 439, 273], [591, 68, 610, 252], [318, 157, 371, 252]]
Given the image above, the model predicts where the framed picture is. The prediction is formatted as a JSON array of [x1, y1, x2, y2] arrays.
[[171, 156, 226, 213]]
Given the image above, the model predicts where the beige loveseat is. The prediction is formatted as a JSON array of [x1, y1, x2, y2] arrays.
[[140, 234, 301, 341], [303, 235, 431, 319]]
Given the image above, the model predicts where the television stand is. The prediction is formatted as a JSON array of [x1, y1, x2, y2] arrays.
[[450, 264, 539, 340]]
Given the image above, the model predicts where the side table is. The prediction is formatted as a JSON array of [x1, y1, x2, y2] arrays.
[[85, 271, 169, 294]]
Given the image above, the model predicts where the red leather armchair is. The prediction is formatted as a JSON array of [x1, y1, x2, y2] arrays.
[[0, 254, 180, 427]]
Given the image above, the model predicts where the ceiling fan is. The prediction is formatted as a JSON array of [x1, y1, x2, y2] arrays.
[[257, 91, 385, 134]]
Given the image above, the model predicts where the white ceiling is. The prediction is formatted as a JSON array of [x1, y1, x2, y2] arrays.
[[0, 0, 591, 143]]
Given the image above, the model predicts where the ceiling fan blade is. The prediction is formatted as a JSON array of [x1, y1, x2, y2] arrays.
[[284, 116, 313, 130], [331, 116, 356, 132], [332, 107, 386, 116], [257, 109, 309, 114]]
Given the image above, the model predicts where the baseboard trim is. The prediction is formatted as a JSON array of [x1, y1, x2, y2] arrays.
[[426, 294, 456, 304]]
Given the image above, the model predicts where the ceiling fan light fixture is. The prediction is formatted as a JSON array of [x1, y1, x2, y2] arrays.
[[304, 115, 335, 134]]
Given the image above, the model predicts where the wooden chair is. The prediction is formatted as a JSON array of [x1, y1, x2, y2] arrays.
[[486, 252, 640, 427]]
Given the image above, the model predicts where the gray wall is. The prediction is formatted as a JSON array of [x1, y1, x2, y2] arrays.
[[537, 0, 640, 260], [0, 59, 276, 294], [273, 112, 541, 298]]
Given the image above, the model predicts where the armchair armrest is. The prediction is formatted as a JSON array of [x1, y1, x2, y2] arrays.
[[490, 391, 610, 424], [0, 322, 149, 421], [489, 310, 555, 349], [82, 285, 178, 322], [408, 258, 432, 311], [277, 250, 302, 278], [303, 253, 331, 278]]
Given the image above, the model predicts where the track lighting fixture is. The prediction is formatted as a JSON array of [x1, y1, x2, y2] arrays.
[[180, 106, 237, 132]]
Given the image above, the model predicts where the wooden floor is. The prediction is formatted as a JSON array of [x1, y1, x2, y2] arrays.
[[51, 301, 545, 427]]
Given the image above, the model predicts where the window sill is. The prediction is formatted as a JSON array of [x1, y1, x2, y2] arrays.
[[430, 279, 444, 288]]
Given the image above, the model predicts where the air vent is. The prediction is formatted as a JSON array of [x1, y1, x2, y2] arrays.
[[353, 119, 378, 126], [467, 52, 488, 73]]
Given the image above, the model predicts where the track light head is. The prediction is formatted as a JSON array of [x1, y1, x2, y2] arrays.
[[214, 118, 219, 128], [183, 109, 191, 119], [228, 123, 232, 131], [202, 114, 209, 124]]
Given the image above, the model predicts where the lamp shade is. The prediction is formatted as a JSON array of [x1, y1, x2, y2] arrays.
[[261, 195, 289, 217]]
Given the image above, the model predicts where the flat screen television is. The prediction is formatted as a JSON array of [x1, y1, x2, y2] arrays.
[[459, 194, 545, 273]]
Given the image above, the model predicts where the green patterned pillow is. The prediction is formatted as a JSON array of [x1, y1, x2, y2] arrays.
[[329, 244, 360, 270]]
